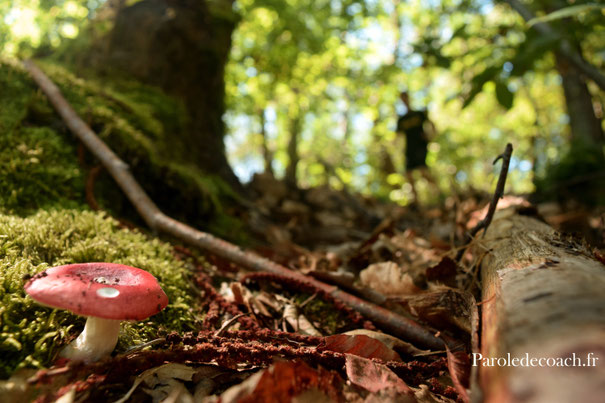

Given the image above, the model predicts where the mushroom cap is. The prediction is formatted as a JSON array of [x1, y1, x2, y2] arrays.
[[24, 263, 168, 320]]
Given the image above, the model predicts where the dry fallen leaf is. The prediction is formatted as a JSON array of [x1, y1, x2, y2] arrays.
[[400, 288, 474, 334], [412, 385, 457, 403], [445, 346, 470, 403], [113, 363, 198, 403], [318, 333, 402, 362], [220, 360, 342, 403], [344, 354, 413, 400], [55, 386, 76, 403], [425, 257, 459, 287], [145, 381, 193, 403], [360, 261, 421, 296], [344, 329, 431, 357], [283, 304, 323, 336]]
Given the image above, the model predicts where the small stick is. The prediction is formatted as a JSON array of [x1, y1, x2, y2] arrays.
[[24, 60, 446, 351], [456, 143, 513, 261]]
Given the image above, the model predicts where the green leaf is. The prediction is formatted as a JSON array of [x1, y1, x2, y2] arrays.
[[510, 32, 560, 76], [462, 65, 501, 109], [495, 81, 514, 110], [527, 4, 604, 27]]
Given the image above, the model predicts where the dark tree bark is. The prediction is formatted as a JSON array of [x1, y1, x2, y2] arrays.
[[504, 0, 604, 147], [555, 52, 604, 146], [104, 0, 243, 190], [259, 109, 274, 176], [285, 113, 301, 188]]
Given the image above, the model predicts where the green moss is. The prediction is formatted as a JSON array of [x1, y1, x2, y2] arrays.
[[0, 61, 85, 214], [0, 59, 247, 378], [0, 59, 243, 239], [36, 61, 242, 236], [0, 209, 200, 379], [0, 126, 85, 214], [0, 60, 33, 133], [294, 293, 351, 335]]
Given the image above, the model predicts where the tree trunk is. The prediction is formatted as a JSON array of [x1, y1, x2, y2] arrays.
[[475, 208, 605, 402], [103, 0, 242, 190], [555, 52, 604, 146], [285, 113, 301, 188], [259, 109, 274, 176]]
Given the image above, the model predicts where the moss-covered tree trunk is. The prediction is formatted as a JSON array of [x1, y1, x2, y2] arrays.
[[104, 0, 242, 190]]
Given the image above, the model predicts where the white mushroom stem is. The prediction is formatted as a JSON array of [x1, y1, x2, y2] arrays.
[[60, 317, 121, 363]]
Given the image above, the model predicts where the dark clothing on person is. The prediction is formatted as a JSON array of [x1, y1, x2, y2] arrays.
[[397, 109, 429, 170]]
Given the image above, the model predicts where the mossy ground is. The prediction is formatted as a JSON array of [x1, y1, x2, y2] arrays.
[[0, 210, 201, 379], [0, 60, 84, 214], [0, 59, 245, 236], [0, 59, 240, 378]]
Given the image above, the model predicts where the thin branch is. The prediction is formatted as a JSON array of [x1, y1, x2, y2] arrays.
[[456, 143, 513, 261], [502, 0, 605, 91], [23, 60, 446, 351], [471, 143, 513, 239]]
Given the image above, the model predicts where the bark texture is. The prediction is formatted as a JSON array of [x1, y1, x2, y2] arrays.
[[477, 208, 605, 402], [259, 109, 274, 176], [104, 0, 242, 189], [555, 53, 604, 146], [285, 114, 301, 188]]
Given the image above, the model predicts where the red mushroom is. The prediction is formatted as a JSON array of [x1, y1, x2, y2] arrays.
[[24, 262, 168, 363]]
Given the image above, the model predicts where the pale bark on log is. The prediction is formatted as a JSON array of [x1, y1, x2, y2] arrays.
[[476, 208, 605, 403]]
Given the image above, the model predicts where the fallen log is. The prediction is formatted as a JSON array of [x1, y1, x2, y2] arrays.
[[476, 208, 605, 402]]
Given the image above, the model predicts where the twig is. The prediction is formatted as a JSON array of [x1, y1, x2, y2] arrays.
[[23, 60, 446, 351], [473, 143, 513, 238], [456, 143, 513, 261]]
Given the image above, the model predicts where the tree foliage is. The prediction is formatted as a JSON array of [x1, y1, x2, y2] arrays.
[[224, 0, 604, 203], [2, 0, 604, 204]]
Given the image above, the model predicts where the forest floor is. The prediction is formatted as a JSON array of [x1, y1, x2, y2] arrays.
[[10, 171, 604, 403], [3, 60, 604, 402]]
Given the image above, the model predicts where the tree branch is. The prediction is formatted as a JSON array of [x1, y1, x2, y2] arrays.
[[23, 60, 446, 351], [502, 0, 605, 91]]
